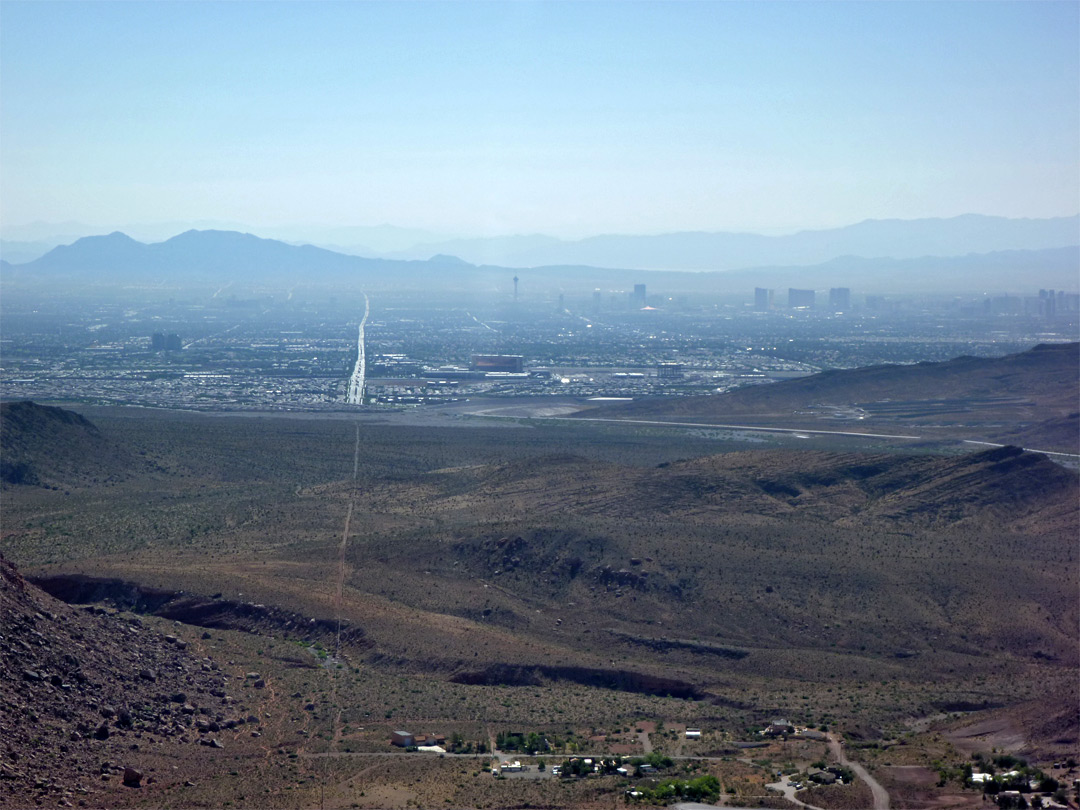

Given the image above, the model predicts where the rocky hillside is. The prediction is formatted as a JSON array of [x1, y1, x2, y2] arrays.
[[319, 444, 1078, 666], [0, 556, 253, 807], [0, 401, 149, 489], [381, 444, 1077, 537], [579, 343, 1080, 452]]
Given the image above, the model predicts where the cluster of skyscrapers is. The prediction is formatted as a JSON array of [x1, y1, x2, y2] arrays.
[[587, 283, 649, 314], [752, 286, 1077, 318], [1038, 289, 1078, 318], [755, 287, 850, 312], [150, 332, 182, 351]]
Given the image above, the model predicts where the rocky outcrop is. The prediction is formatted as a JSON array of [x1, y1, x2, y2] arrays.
[[29, 573, 371, 650], [0, 556, 250, 806], [449, 662, 703, 699], [0, 401, 150, 489]]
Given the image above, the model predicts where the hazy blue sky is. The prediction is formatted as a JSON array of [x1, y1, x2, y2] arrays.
[[1, 1, 1077, 237]]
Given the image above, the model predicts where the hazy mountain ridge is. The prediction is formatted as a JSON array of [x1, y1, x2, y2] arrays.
[[0, 239, 73, 264], [387, 214, 1080, 270], [6, 229, 406, 282], [4, 225, 1077, 294], [9, 214, 1075, 270]]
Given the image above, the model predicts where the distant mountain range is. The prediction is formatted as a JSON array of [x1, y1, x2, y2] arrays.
[[0, 220, 450, 257], [2, 222, 1077, 294], [376, 213, 1080, 270], [0, 230, 457, 288], [4, 213, 1078, 269]]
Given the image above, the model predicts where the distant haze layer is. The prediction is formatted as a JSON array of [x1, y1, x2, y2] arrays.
[[3, 214, 1078, 270], [373, 214, 1080, 271], [3, 215, 1077, 294]]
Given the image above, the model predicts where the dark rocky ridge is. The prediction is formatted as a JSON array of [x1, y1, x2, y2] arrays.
[[606, 630, 750, 660], [449, 663, 703, 699], [0, 400, 150, 489], [578, 343, 1080, 453], [29, 573, 371, 651]]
